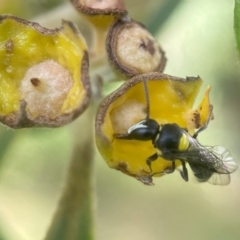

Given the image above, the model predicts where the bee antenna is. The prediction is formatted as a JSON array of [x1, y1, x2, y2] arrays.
[[142, 77, 150, 120]]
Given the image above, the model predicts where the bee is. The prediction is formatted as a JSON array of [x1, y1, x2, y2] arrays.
[[114, 79, 238, 185]]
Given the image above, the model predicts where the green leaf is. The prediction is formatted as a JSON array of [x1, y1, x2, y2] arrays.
[[234, 0, 240, 57], [0, 225, 8, 240]]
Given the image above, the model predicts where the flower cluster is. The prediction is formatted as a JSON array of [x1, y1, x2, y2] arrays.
[[0, 0, 229, 185]]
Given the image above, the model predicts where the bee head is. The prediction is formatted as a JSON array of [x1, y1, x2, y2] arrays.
[[127, 118, 159, 141]]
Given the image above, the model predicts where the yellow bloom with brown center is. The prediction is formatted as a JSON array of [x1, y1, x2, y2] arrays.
[[95, 72, 212, 185], [0, 15, 91, 128]]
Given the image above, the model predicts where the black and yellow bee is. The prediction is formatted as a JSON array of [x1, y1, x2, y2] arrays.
[[114, 79, 237, 185]]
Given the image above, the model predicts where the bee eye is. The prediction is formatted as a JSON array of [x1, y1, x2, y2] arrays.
[[128, 127, 157, 141], [127, 119, 159, 141], [127, 120, 147, 134]]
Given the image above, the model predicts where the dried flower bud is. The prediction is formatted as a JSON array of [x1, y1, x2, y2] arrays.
[[95, 72, 212, 184], [106, 17, 167, 78], [70, 0, 127, 30], [0, 15, 91, 128]]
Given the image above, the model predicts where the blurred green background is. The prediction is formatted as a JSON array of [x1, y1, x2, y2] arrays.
[[0, 0, 240, 240]]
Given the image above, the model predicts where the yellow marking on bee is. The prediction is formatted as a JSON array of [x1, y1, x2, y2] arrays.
[[156, 148, 162, 156], [178, 133, 189, 151], [154, 133, 160, 145]]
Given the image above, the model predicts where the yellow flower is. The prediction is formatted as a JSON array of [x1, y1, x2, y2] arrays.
[[0, 15, 91, 128], [95, 72, 212, 184]]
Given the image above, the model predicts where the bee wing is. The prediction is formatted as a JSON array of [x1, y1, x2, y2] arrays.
[[207, 146, 238, 173], [168, 139, 237, 184], [204, 146, 238, 185], [207, 172, 231, 186], [185, 137, 237, 174]]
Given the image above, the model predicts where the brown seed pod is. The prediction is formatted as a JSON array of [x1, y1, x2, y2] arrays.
[[0, 15, 91, 128], [106, 17, 167, 78], [95, 72, 212, 184], [70, 0, 127, 30]]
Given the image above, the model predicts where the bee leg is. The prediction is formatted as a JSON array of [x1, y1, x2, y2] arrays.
[[179, 161, 188, 181], [146, 153, 158, 172], [193, 105, 213, 139], [164, 161, 176, 174], [113, 133, 131, 140]]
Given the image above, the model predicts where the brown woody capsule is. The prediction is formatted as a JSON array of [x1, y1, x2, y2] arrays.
[[106, 17, 167, 78]]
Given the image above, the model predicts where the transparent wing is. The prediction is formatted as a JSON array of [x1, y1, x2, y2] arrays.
[[208, 145, 238, 173], [167, 137, 237, 185], [205, 146, 237, 185], [207, 173, 231, 186], [172, 139, 237, 174]]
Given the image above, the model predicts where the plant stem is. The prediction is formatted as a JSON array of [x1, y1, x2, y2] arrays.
[[91, 27, 108, 59], [44, 105, 95, 240]]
